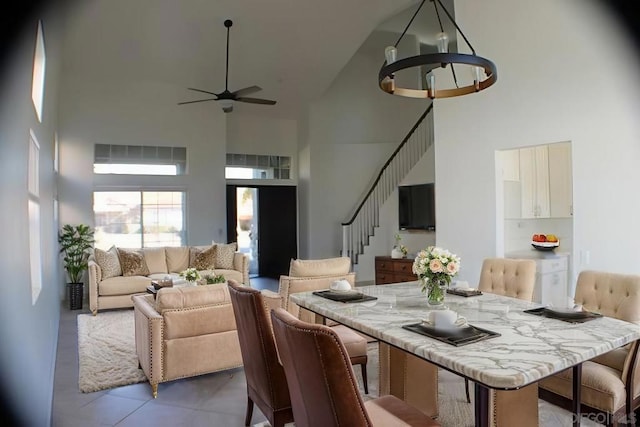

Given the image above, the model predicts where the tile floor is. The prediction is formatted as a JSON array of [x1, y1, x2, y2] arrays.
[[51, 277, 604, 426], [52, 277, 281, 427]]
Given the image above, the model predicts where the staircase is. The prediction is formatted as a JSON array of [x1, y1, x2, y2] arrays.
[[342, 104, 435, 265]]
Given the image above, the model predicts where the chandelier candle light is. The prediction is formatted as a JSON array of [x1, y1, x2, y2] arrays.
[[379, 0, 497, 99], [413, 246, 460, 306]]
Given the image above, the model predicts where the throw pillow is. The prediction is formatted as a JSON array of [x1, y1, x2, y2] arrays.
[[214, 242, 237, 270], [117, 248, 150, 277], [93, 246, 122, 279], [190, 245, 217, 271]]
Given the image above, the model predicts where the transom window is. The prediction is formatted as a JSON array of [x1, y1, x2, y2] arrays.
[[94, 144, 187, 175], [225, 153, 291, 179], [93, 191, 185, 249]]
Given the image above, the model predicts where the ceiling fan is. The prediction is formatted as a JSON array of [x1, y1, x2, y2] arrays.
[[178, 19, 277, 113]]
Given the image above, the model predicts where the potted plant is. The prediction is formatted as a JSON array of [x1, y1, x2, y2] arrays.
[[58, 224, 95, 310]]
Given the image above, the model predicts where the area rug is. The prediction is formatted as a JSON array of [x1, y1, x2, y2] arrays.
[[77, 310, 147, 393]]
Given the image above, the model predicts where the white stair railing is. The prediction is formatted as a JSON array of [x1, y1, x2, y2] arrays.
[[342, 105, 434, 265]]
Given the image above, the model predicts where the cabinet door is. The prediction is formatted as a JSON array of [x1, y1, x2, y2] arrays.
[[548, 142, 573, 217], [502, 149, 520, 181], [519, 147, 537, 218], [519, 146, 550, 218], [539, 271, 568, 307], [534, 145, 550, 217]]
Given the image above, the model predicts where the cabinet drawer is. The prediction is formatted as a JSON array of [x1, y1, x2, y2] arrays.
[[536, 256, 568, 274], [375, 273, 394, 285], [375, 259, 394, 273], [393, 261, 414, 274]]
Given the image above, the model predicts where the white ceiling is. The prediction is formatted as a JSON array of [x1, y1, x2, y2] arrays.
[[58, 0, 460, 119]]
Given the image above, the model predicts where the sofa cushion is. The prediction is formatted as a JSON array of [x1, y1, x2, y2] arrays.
[[99, 275, 150, 296], [165, 246, 189, 273], [143, 247, 168, 274], [117, 248, 151, 277], [289, 257, 351, 277], [191, 245, 217, 270], [215, 242, 237, 269], [94, 245, 122, 279]]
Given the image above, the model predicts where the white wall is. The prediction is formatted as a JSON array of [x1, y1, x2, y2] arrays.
[[303, 46, 426, 260], [356, 145, 436, 283], [227, 114, 298, 158], [0, 4, 66, 425], [57, 77, 229, 245], [435, 0, 640, 296]]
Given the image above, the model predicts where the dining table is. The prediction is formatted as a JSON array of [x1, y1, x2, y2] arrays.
[[289, 281, 640, 427]]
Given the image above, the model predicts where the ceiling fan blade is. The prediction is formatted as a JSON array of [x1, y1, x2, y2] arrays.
[[236, 97, 277, 105], [187, 88, 220, 96], [177, 98, 218, 105], [231, 85, 262, 97]]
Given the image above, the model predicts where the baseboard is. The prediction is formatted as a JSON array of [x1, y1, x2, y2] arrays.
[[356, 280, 375, 287]]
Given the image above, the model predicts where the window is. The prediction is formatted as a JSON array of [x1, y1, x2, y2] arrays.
[[32, 20, 46, 122], [94, 144, 186, 175], [93, 191, 185, 249], [28, 130, 42, 304], [225, 153, 291, 179]]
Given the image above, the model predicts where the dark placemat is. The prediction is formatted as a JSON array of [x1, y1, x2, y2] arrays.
[[312, 290, 378, 303], [402, 323, 500, 346], [523, 307, 603, 323], [447, 288, 483, 297]]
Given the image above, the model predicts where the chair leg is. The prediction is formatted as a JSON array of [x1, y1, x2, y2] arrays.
[[244, 396, 254, 426], [361, 363, 369, 394], [465, 378, 471, 403]]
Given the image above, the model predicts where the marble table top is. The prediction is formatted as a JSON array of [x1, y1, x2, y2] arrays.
[[290, 282, 640, 390]]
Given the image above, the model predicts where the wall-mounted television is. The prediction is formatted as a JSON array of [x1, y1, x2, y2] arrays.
[[398, 183, 435, 231]]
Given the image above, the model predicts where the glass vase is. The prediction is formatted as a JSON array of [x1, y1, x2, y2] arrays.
[[424, 278, 447, 307]]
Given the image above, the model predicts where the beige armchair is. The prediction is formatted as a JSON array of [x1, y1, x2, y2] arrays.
[[539, 270, 640, 425], [132, 284, 243, 398], [263, 257, 369, 393]]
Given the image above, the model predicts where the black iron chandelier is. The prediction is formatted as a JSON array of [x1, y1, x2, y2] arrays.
[[379, 0, 497, 99]]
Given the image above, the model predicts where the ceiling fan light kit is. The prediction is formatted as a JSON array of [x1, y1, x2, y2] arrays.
[[178, 19, 276, 113], [379, 0, 497, 100]]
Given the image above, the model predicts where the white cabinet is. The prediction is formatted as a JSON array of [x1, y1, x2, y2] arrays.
[[502, 149, 520, 181], [502, 142, 572, 219], [519, 146, 550, 218], [532, 256, 569, 307], [548, 142, 573, 217]]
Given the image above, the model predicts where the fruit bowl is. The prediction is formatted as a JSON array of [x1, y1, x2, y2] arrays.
[[531, 240, 560, 251]]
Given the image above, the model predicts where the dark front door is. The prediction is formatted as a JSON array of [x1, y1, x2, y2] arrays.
[[227, 185, 297, 279], [257, 186, 297, 278]]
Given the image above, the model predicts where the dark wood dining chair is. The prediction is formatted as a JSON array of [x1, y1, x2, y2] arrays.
[[227, 280, 294, 427], [270, 306, 441, 427]]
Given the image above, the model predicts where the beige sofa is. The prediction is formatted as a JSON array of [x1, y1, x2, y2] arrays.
[[88, 244, 249, 315], [132, 284, 243, 397]]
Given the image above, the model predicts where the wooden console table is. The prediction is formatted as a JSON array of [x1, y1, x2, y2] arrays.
[[374, 256, 417, 285]]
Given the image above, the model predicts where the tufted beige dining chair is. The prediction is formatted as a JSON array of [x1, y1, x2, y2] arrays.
[[467, 257, 539, 426], [477, 257, 537, 301], [262, 257, 369, 393], [539, 270, 640, 426]]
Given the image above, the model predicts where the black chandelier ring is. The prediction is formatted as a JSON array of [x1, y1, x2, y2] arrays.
[[379, 52, 498, 99]]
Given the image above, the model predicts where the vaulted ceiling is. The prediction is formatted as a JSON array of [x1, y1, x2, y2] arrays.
[[59, 0, 456, 119]]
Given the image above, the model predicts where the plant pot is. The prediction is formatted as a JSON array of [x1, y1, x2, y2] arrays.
[[68, 282, 84, 310], [391, 248, 404, 259]]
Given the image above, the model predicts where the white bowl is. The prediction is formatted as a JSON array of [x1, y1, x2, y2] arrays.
[[330, 279, 352, 292]]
